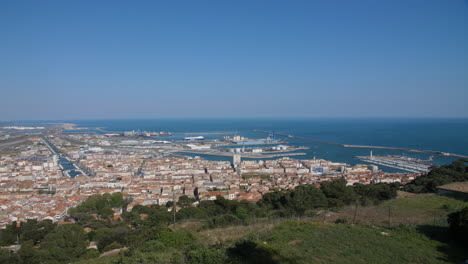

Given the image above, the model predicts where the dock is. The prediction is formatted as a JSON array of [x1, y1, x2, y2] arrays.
[[254, 130, 468, 159], [172, 132, 236, 135], [356, 155, 431, 173], [177, 150, 307, 159]]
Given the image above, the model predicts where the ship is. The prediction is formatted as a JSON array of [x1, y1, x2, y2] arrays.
[[185, 136, 205, 141]]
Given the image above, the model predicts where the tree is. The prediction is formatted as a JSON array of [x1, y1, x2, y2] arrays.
[[227, 240, 282, 264], [0, 221, 20, 246], [448, 207, 468, 245], [235, 207, 249, 221], [0, 249, 12, 264], [404, 159, 468, 193], [354, 183, 398, 206], [94, 226, 129, 252], [178, 195, 196, 206], [188, 247, 227, 264], [20, 219, 56, 245], [39, 224, 88, 263], [69, 192, 128, 219], [99, 207, 115, 219], [287, 185, 327, 215], [258, 190, 287, 210], [320, 178, 356, 207], [176, 207, 209, 220]]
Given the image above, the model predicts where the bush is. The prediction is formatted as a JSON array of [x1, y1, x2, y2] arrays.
[[187, 247, 227, 264], [102, 241, 123, 252], [354, 183, 398, 206], [404, 159, 468, 193], [447, 207, 468, 245], [94, 226, 129, 251], [207, 214, 241, 228], [227, 240, 282, 264], [155, 228, 195, 248], [335, 218, 348, 224], [69, 192, 129, 220], [320, 179, 356, 207], [258, 185, 327, 216]]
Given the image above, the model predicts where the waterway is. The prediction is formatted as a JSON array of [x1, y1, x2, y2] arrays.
[[58, 157, 80, 178]]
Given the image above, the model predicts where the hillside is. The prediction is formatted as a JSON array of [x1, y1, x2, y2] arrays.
[[325, 191, 468, 226], [2, 169, 467, 264], [233, 220, 459, 264], [83, 193, 467, 264]]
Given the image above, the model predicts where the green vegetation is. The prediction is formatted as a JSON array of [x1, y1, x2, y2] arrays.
[[448, 207, 468, 245], [404, 159, 468, 193], [229, 220, 459, 264], [0, 219, 56, 246], [324, 192, 468, 226], [0, 223, 91, 264], [1, 160, 468, 264], [0, 180, 403, 263], [178, 195, 196, 207], [259, 179, 398, 217], [69, 192, 129, 220], [176, 196, 263, 228]]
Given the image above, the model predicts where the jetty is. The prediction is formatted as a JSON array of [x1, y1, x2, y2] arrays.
[[253, 130, 468, 159]]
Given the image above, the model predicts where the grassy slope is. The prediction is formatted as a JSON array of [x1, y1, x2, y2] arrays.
[[259, 220, 458, 264], [328, 192, 468, 226], [80, 194, 468, 263], [197, 193, 468, 245], [209, 193, 467, 263]]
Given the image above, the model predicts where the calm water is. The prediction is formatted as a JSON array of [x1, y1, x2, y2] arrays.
[[2, 118, 468, 172]]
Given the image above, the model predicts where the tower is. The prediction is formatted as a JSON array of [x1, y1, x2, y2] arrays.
[[233, 154, 241, 167], [370, 150, 373, 160], [53, 155, 59, 168]]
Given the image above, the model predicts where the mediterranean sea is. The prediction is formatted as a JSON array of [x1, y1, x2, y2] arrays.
[[2, 118, 467, 173]]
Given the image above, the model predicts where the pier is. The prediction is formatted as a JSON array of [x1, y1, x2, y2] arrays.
[[356, 155, 431, 173], [254, 130, 468, 159], [172, 132, 236, 135], [177, 150, 307, 159]]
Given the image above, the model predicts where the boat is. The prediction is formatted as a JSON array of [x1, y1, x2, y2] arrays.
[[185, 136, 204, 141]]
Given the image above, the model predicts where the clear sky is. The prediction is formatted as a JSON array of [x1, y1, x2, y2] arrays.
[[1, 0, 467, 120]]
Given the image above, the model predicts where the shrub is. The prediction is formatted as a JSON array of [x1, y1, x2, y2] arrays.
[[447, 207, 468, 245], [335, 218, 348, 224], [187, 247, 227, 264]]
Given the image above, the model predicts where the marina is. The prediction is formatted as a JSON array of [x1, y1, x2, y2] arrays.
[[254, 130, 468, 159], [356, 152, 432, 173]]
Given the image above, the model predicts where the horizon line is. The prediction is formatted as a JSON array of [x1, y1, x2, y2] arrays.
[[2, 116, 468, 122]]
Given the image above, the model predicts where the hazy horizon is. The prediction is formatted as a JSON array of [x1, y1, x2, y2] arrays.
[[1, 0, 467, 120], [2, 116, 468, 123]]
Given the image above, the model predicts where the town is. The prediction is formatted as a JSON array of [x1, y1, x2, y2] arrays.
[[0, 129, 420, 228]]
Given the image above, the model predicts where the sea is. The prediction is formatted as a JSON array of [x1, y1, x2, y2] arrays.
[[2, 118, 467, 173]]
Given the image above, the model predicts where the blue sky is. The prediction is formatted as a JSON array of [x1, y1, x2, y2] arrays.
[[1, 0, 467, 120]]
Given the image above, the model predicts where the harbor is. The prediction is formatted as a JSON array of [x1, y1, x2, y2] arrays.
[[176, 133, 307, 158], [356, 152, 432, 173], [254, 130, 468, 159], [177, 150, 307, 159]]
